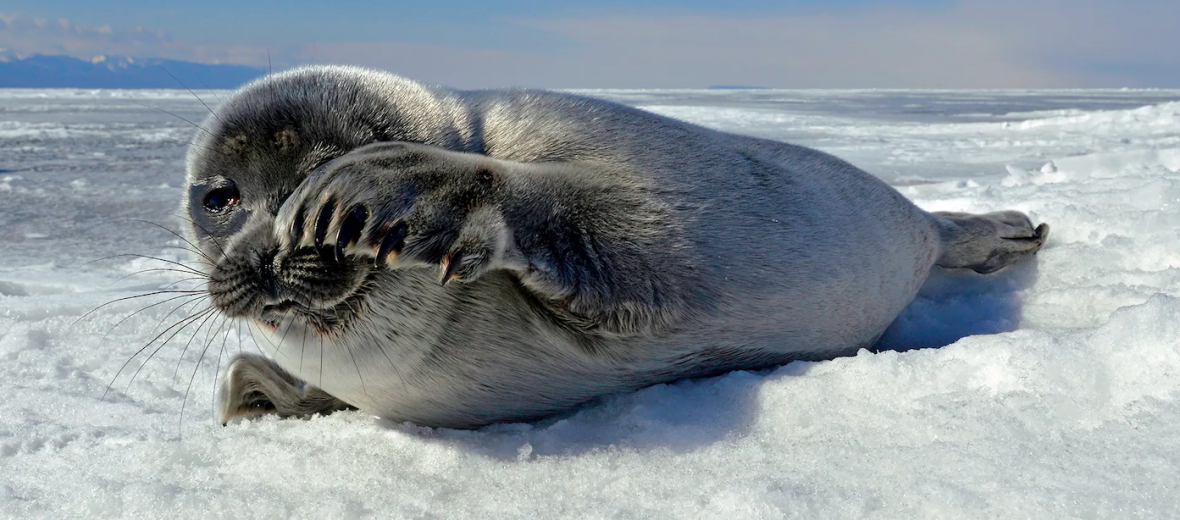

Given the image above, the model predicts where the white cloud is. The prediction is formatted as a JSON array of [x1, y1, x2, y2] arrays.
[[0, 11, 273, 66]]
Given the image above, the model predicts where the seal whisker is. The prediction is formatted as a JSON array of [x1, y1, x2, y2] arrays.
[[154, 276, 209, 287], [181, 139, 224, 158], [104, 304, 213, 400], [269, 289, 323, 360], [346, 342, 369, 399], [74, 289, 205, 327], [179, 310, 224, 436], [82, 253, 205, 276], [326, 296, 370, 398], [159, 246, 209, 263], [341, 276, 407, 394], [174, 312, 229, 384], [272, 310, 298, 356], [194, 75, 223, 106], [99, 293, 205, 346], [170, 213, 230, 264], [131, 101, 214, 138], [299, 316, 309, 376], [210, 319, 234, 424], [124, 303, 214, 392], [169, 309, 222, 385], [145, 295, 209, 339], [245, 318, 280, 358], [365, 309, 408, 395], [130, 219, 219, 265], [107, 269, 208, 287], [159, 66, 223, 124], [133, 301, 214, 374]]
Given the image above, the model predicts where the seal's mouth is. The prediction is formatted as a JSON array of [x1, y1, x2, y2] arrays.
[[255, 270, 378, 335], [209, 245, 376, 336]]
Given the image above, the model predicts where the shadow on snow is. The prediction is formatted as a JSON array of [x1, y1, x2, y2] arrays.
[[381, 259, 1043, 459]]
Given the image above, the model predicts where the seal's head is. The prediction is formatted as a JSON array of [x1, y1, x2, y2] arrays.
[[182, 65, 470, 333]]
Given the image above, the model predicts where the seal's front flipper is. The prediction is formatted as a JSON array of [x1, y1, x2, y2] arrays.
[[219, 353, 354, 424], [273, 141, 701, 336], [932, 210, 1049, 274]]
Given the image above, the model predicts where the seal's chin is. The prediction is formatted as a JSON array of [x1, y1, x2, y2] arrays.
[[254, 271, 378, 335]]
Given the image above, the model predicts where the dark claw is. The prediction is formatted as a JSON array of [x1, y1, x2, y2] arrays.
[[1034, 223, 1049, 239], [289, 203, 307, 248], [313, 197, 337, 257], [375, 221, 409, 267], [440, 249, 463, 285], [336, 205, 369, 262]]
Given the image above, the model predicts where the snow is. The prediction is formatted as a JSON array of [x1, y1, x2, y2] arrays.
[[2, 88, 1180, 518]]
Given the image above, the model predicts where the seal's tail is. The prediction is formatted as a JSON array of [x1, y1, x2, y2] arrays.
[[931, 210, 1049, 274]]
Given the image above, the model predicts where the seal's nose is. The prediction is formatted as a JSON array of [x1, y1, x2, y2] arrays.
[[254, 248, 280, 299]]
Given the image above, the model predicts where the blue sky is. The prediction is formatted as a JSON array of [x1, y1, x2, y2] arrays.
[[0, 0, 944, 49], [0, 0, 1176, 88]]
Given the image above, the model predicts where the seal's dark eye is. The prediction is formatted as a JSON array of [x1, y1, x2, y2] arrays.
[[203, 185, 240, 212]]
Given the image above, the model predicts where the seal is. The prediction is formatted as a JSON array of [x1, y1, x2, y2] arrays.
[[183, 65, 1049, 428]]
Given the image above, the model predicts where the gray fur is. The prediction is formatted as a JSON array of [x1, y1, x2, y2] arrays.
[[183, 65, 1049, 428]]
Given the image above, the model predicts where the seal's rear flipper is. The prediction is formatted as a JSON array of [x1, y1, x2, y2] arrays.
[[219, 353, 354, 425], [932, 210, 1049, 274]]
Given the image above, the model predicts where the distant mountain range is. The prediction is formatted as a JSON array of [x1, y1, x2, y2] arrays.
[[0, 52, 266, 89]]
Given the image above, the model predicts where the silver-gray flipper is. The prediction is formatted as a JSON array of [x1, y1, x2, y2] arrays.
[[933, 210, 1050, 274], [219, 353, 353, 424]]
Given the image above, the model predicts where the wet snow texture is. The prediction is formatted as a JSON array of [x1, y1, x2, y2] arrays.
[[2, 89, 1180, 518]]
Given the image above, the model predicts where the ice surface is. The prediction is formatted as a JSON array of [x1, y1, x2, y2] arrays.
[[2, 88, 1179, 518]]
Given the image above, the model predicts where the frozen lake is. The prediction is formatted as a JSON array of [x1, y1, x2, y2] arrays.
[[2, 87, 1179, 518]]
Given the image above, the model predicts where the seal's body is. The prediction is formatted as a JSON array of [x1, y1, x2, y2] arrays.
[[185, 66, 1047, 428]]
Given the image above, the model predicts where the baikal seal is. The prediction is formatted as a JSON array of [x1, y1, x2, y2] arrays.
[[179, 65, 1048, 428]]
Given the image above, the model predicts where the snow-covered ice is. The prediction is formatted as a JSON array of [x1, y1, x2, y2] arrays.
[[1, 88, 1179, 518]]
